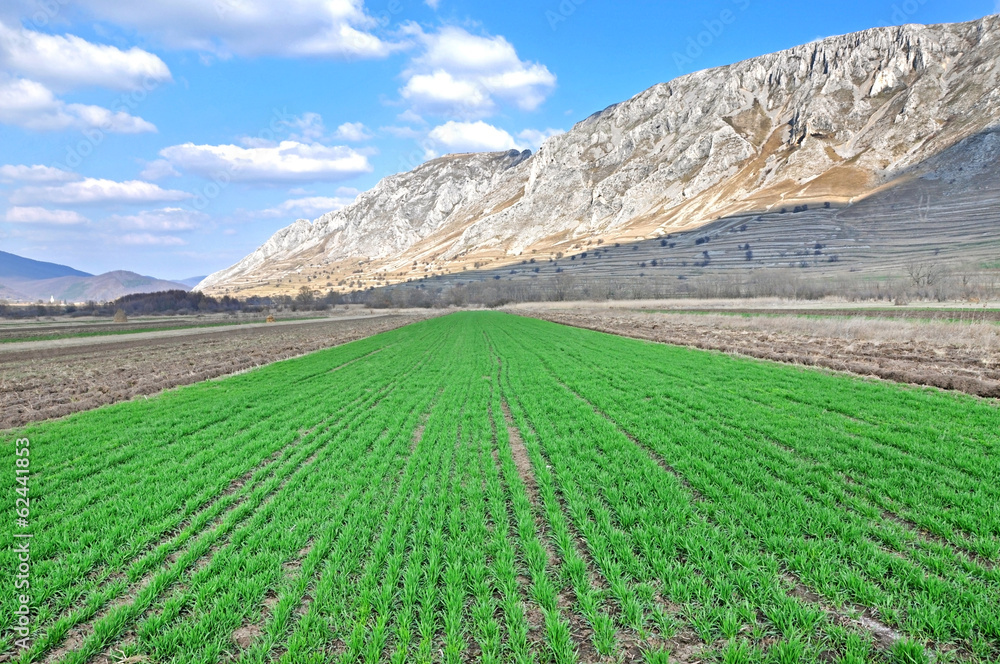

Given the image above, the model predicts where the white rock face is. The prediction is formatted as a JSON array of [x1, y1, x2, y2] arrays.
[[198, 15, 1000, 294], [197, 150, 529, 290]]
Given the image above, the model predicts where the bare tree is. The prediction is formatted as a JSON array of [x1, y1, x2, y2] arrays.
[[905, 260, 945, 287], [551, 272, 576, 301]]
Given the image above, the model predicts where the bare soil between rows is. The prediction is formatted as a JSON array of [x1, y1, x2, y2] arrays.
[[522, 309, 1000, 399], [1, 314, 433, 430]]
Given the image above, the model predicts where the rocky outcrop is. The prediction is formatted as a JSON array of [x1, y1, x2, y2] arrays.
[[197, 150, 529, 291], [198, 15, 1000, 296]]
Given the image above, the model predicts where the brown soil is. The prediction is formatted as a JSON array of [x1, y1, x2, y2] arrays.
[[666, 307, 1000, 322], [500, 400, 540, 505], [0, 318, 243, 342], [0, 313, 433, 429], [523, 309, 1000, 399], [232, 624, 263, 649]]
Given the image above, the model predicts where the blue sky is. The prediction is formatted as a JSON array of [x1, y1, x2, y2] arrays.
[[0, 0, 995, 281]]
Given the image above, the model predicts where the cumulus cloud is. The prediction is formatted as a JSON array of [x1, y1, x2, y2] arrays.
[[158, 140, 372, 183], [334, 122, 374, 142], [4, 206, 89, 225], [279, 114, 374, 144], [428, 121, 520, 153], [109, 207, 205, 231], [139, 159, 182, 181], [11, 178, 191, 205], [402, 71, 486, 115], [0, 20, 171, 92], [0, 164, 81, 183], [401, 26, 556, 118], [70, 0, 401, 59], [118, 233, 186, 246], [0, 76, 157, 133]]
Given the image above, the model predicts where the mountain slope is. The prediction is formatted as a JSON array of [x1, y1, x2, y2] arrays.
[[0, 250, 92, 280], [369, 126, 1000, 301], [198, 15, 1000, 297], [2, 269, 191, 303], [176, 276, 208, 288], [197, 150, 530, 292]]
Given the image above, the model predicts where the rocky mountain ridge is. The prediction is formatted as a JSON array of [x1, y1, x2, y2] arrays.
[[198, 15, 1000, 296]]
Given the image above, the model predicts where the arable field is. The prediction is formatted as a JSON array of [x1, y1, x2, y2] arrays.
[[2, 312, 998, 663], [515, 305, 1000, 400], [0, 313, 428, 429]]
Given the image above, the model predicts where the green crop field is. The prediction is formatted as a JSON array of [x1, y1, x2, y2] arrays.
[[2, 312, 998, 664]]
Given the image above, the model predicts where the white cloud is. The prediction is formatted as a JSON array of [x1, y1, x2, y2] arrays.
[[0, 20, 171, 92], [159, 140, 372, 183], [425, 0, 442, 8], [110, 207, 205, 231], [397, 109, 426, 125], [334, 121, 374, 142], [258, 194, 358, 219], [402, 70, 487, 115], [428, 121, 520, 153], [119, 233, 186, 246], [517, 128, 564, 150], [71, 0, 402, 59], [282, 112, 327, 142], [400, 27, 556, 118], [11, 178, 191, 205], [0, 76, 156, 133], [0, 164, 81, 183], [280, 114, 373, 143], [140, 159, 182, 180], [4, 206, 89, 225], [239, 136, 278, 149]]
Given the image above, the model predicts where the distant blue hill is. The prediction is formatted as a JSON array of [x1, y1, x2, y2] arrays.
[[177, 276, 208, 288], [0, 250, 92, 280], [0, 251, 191, 303]]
